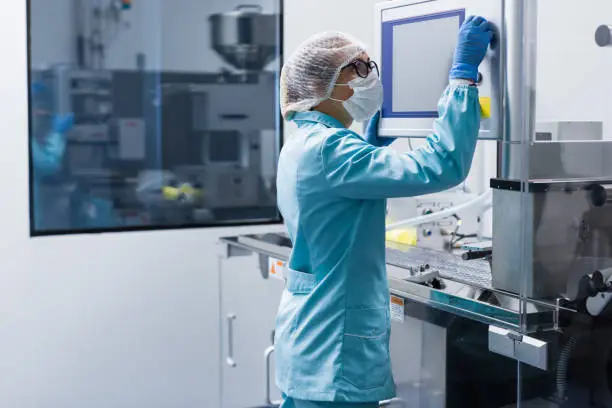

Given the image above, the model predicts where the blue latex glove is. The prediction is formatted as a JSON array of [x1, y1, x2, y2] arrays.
[[363, 111, 396, 147], [449, 16, 495, 82], [31, 81, 47, 97], [53, 113, 74, 134]]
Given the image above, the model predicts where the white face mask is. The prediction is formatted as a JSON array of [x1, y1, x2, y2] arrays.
[[331, 75, 383, 122]]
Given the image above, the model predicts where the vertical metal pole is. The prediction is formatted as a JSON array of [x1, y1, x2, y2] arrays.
[[501, 0, 536, 180]]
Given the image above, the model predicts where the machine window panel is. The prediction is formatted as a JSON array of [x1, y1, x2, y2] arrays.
[[27, 1, 283, 235]]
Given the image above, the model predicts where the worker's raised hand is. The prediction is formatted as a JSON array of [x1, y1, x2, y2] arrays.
[[449, 16, 495, 82], [53, 113, 74, 134], [364, 111, 396, 147]]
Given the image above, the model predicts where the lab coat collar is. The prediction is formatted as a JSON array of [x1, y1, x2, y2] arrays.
[[291, 111, 346, 129]]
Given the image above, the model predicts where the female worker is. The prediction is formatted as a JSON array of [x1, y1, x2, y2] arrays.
[[31, 81, 74, 230], [31, 80, 117, 231], [274, 16, 494, 408]]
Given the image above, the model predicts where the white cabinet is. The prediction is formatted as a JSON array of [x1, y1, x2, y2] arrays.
[[219, 247, 285, 408]]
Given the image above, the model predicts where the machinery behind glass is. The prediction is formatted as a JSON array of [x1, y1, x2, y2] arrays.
[[31, 4, 280, 229]]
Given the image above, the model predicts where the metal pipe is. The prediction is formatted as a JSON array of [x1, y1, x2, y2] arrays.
[[385, 190, 492, 231], [500, 0, 537, 180], [74, 0, 86, 67]]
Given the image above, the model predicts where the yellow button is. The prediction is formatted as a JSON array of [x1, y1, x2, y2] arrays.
[[479, 97, 492, 119]]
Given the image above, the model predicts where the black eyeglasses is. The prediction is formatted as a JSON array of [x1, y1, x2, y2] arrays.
[[345, 59, 380, 78]]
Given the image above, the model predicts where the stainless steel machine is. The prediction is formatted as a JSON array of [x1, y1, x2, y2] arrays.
[[154, 4, 280, 219], [210, 5, 279, 72], [44, 67, 122, 189], [159, 72, 278, 214], [491, 177, 612, 301], [374, 1, 612, 406]]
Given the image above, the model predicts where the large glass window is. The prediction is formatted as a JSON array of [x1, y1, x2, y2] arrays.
[[28, 0, 283, 235]]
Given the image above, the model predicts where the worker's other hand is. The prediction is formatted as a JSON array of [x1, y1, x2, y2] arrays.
[[450, 16, 495, 82], [364, 111, 396, 147], [53, 113, 74, 134]]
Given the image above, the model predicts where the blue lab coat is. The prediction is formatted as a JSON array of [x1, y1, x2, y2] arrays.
[[274, 83, 481, 403]]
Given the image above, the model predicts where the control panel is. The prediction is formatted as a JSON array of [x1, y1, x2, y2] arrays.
[[374, 0, 502, 139], [416, 198, 458, 250]]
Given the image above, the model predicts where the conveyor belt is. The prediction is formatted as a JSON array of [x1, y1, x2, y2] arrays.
[[386, 246, 492, 289]]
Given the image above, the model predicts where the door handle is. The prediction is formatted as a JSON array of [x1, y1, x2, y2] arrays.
[[264, 345, 282, 406], [226, 314, 237, 367], [380, 398, 406, 407]]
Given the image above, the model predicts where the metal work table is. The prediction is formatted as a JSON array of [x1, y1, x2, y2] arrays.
[[219, 233, 559, 333], [219, 233, 564, 408]]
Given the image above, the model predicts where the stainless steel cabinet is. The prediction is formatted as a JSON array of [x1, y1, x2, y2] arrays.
[[219, 247, 285, 408], [390, 316, 447, 408]]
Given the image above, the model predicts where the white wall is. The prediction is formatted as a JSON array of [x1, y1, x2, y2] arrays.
[[536, 0, 612, 139], [284, 0, 380, 52]]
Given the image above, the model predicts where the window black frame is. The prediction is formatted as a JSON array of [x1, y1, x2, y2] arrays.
[[26, 0, 285, 237]]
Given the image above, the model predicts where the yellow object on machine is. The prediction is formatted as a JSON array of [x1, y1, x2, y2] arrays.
[[479, 97, 492, 119], [161, 184, 204, 202], [385, 228, 418, 249]]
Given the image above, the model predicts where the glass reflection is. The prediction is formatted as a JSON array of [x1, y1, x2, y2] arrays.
[[28, 0, 282, 234]]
